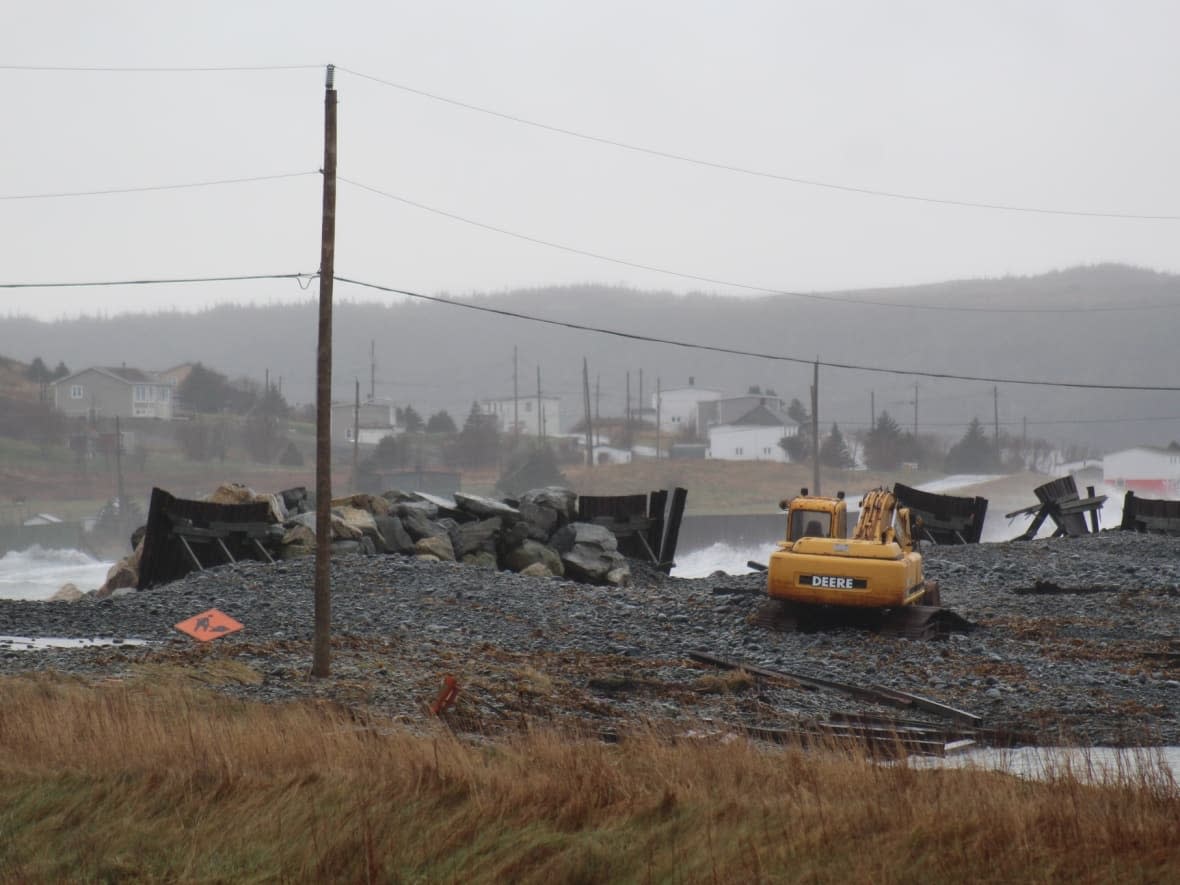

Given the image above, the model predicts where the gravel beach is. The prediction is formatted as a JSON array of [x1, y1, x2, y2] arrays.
[[1, 530, 1177, 746]]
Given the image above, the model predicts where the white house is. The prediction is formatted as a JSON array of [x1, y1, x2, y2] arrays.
[[479, 395, 561, 437], [1103, 446, 1180, 496], [707, 424, 790, 462], [697, 394, 789, 429], [52, 366, 174, 420], [330, 401, 398, 446], [652, 378, 723, 434]]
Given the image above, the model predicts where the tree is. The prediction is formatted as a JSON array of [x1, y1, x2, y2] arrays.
[[864, 410, 905, 470], [24, 357, 50, 384], [426, 410, 457, 433], [497, 444, 566, 495], [779, 397, 812, 462], [819, 423, 855, 468], [457, 402, 499, 467], [51, 361, 70, 380], [401, 405, 424, 432], [944, 418, 1000, 473], [178, 363, 234, 413]]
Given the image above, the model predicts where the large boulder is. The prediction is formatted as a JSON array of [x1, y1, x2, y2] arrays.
[[331, 493, 391, 517], [396, 500, 439, 520], [415, 534, 455, 561], [518, 499, 558, 541], [49, 583, 83, 603], [462, 551, 498, 568], [207, 483, 257, 505], [436, 518, 464, 557], [457, 517, 502, 558], [454, 492, 520, 521], [398, 507, 438, 541], [520, 487, 578, 523], [374, 514, 415, 554], [503, 540, 564, 577], [550, 522, 626, 585]]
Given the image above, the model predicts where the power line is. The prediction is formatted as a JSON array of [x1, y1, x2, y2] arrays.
[[0, 171, 319, 201], [339, 177, 1180, 315], [332, 275, 1180, 392], [0, 272, 315, 290], [0, 63, 319, 73], [337, 66, 1180, 223]]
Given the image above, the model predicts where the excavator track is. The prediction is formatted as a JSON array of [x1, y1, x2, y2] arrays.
[[751, 598, 974, 641]]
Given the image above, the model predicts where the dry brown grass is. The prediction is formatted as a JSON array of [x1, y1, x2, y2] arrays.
[[0, 672, 1177, 883]]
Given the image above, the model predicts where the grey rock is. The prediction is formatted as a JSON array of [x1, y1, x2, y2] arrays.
[[504, 540, 564, 577], [454, 493, 520, 520], [457, 517, 502, 557], [374, 515, 415, 554]]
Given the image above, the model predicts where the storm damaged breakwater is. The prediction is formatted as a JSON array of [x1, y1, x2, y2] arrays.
[[1, 530, 1178, 747]]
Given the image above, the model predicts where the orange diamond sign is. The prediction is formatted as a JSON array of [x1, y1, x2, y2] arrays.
[[175, 608, 244, 642]]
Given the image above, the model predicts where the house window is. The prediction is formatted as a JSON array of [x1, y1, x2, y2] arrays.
[[672, 415, 681, 423], [133, 405, 152, 417], [70, 385, 84, 399], [525, 402, 532, 412], [134, 385, 148, 402], [160, 387, 170, 402], [735, 447, 744, 455], [763, 447, 772, 455]]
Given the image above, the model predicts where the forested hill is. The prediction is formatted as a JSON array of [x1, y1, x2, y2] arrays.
[[2, 263, 1178, 453]]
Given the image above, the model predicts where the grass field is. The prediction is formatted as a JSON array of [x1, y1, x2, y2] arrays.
[[0, 674, 1176, 883]]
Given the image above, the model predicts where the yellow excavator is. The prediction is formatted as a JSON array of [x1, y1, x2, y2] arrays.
[[760, 488, 954, 638]]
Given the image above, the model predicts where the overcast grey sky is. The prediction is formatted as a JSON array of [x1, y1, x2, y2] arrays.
[[2, 1, 1178, 319]]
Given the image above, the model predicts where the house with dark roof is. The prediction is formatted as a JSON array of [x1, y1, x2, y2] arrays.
[[705, 401, 800, 463], [51, 366, 175, 420]]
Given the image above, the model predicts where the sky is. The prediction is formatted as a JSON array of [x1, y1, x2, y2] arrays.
[[2, 1, 1179, 320]]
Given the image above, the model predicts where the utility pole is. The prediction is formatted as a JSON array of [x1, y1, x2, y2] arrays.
[[625, 371, 631, 447], [993, 385, 1000, 459], [582, 357, 593, 467], [369, 340, 376, 403], [638, 369, 644, 434], [810, 360, 820, 496], [513, 345, 519, 442], [912, 382, 919, 439], [870, 390, 875, 431], [352, 378, 360, 489], [594, 374, 600, 448], [114, 415, 125, 538], [313, 64, 337, 679], [536, 365, 543, 440], [655, 377, 662, 460]]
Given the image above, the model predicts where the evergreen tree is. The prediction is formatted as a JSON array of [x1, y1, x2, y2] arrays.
[[401, 405, 424, 432], [780, 397, 813, 461], [51, 361, 70, 380], [24, 357, 50, 384], [178, 362, 234, 413], [819, 423, 855, 468], [426, 410, 457, 433], [457, 402, 499, 467], [944, 417, 1000, 473], [864, 410, 905, 470]]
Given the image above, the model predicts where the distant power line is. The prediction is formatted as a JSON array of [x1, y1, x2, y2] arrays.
[[333, 275, 1180, 392], [340, 177, 1180, 315], [0, 171, 319, 201], [337, 66, 1180, 222], [0, 272, 315, 290], [0, 63, 319, 73]]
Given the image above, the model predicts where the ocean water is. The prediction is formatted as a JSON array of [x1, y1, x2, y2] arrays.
[[0, 546, 113, 601]]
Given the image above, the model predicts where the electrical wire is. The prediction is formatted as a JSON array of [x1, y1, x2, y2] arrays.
[[339, 177, 1180, 315], [332, 275, 1180, 392], [0, 63, 319, 72], [0, 272, 316, 290], [337, 66, 1180, 222], [0, 171, 319, 201]]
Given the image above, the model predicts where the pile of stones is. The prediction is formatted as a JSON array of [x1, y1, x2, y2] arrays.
[[92, 484, 634, 596]]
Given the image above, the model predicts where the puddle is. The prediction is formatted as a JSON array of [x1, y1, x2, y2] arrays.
[[0, 635, 149, 651]]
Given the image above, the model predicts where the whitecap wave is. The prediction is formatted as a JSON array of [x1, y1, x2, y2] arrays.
[[0, 546, 112, 601]]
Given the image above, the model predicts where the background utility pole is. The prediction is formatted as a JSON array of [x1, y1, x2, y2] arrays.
[[513, 345, 519, 443], [582, 357, 593, 467], [811, 360, 820, 496], [352, 378, 360, 488], [625, 371, 631, 446], [369, 340, 375, 403], [313, 64, 337, 679], [638, 369, 644, 432], [114, 415, 125, 537], [655, 377, 662, 460], [536, 366, 543, 439], [594, 375, 600, 448], [870, 390, 875, 431], [993, 385, 1001, 458]]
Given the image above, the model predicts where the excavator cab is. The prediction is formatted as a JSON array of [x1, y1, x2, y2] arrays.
[[780, 488, 848, 543]]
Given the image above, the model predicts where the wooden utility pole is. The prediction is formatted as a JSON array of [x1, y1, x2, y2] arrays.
[[114, 415, 125, 537], [536, 366, 543, 439], [513, 345, 519, 442], [369, 340, 376, 403], [870, 390, 875, 431], [655, 377, 662, 460], [313, 64, 337, 679], [594, 375, 600, 447], [993, 386, 1000, 458], [638, 369, 644, 433], [582, 357, 593, 467], [810, 360, 820, 496], [625, 371, 631, 446], [912, 383, 919, 439], [352, 378, 360, 488]]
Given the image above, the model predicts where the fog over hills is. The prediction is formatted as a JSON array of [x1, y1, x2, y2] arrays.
[[3, 263, 1178, 454]]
